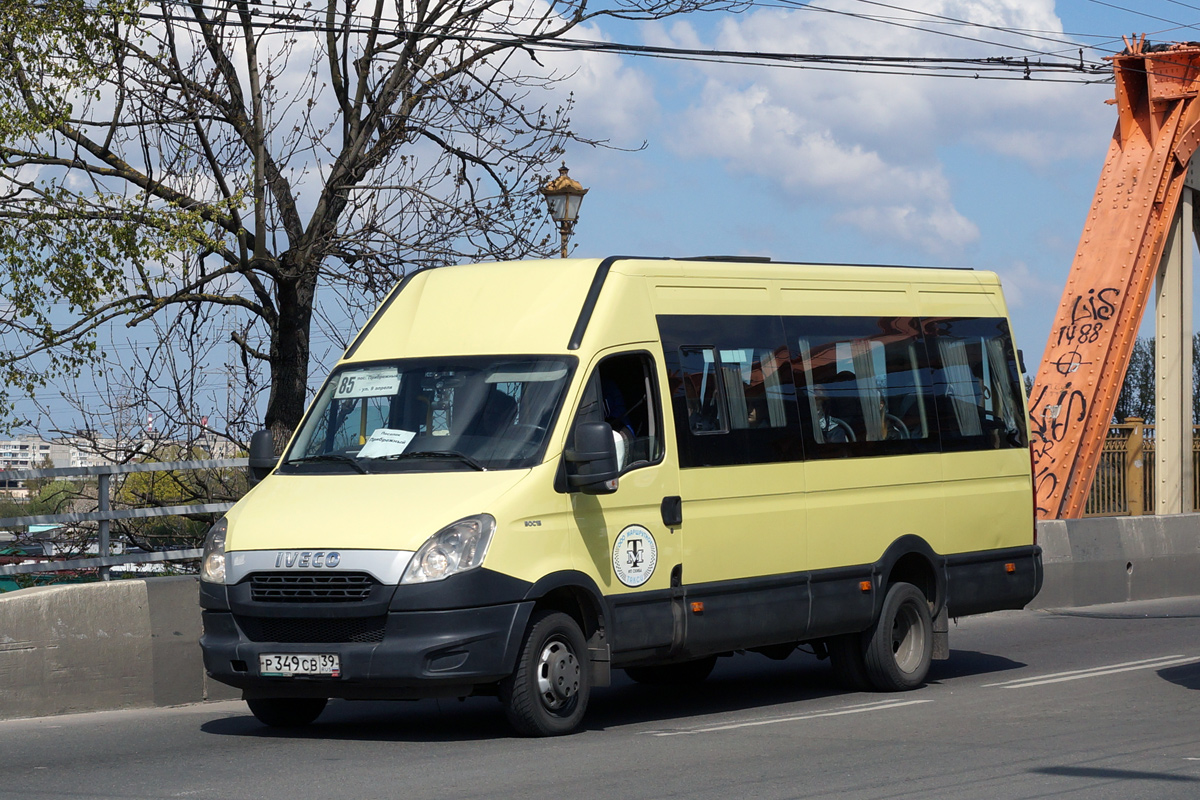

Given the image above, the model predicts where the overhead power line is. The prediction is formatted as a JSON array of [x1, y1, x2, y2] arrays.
[[40, 1, 1200, 86], [66, 1, 1110, 84], [778, 0, 1095, 61]]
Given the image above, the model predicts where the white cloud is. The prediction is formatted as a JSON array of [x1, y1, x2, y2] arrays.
[[541, 37, 659, 142], [992, 258, 1062, 310], [646, 0, 1110, 255]]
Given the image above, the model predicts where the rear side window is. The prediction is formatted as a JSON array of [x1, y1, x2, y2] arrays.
[[659, 312, 1026, 467], [927, 317, 1027, 450], [785, 316, 937, 459]]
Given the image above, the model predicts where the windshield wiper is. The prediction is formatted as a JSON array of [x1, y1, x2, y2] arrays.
[[376, 450, 487, 471], [286, 453, 370, 474]]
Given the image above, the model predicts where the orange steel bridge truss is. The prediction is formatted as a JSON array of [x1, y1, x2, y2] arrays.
[[1030, 38, 1200, 519]]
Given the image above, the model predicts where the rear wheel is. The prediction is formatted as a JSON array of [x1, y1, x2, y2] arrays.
[[500, 610, 590, 736], [863, 582, 933, 691], [624, 655, 718, 686], [246, 697, 327, 728]]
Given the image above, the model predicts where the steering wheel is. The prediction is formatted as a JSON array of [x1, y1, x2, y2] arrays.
[[884, 414, 910, 440], [826, 416, 856, 443]]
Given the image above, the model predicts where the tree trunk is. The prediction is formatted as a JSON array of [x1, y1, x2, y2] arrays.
[[263, 264, 316, 452]]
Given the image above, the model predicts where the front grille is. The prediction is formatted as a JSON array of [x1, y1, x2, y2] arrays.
[[250, 572, 375, 603], [237, 615, 387, 644]]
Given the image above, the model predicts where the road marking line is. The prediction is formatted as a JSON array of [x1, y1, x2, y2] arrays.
[[644, 698, 933, 737], [982, 655, 1186, 687], [983, 655, 1199, 689]]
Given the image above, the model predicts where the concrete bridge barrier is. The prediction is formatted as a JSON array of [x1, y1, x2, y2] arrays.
[[0, 514, 1197, 721], [0, 576, 235, 721], [1031, 512, 1200, 609]]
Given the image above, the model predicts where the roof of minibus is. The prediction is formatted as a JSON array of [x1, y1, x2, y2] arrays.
[[341, 257, 1005, 363]]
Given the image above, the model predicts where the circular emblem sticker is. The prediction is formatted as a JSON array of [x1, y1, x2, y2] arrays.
[[612, 525, 658, 588]]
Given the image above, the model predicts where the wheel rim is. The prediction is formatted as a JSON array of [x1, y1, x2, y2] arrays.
[[890, 601, 926, 674], [536, 637, 580, 712]]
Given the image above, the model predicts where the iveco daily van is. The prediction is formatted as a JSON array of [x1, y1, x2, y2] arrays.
[[199, 256, 1042, 736]]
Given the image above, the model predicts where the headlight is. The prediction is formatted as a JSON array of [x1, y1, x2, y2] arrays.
[[200, 518, 228, 583], [401, 514, 495, 584]]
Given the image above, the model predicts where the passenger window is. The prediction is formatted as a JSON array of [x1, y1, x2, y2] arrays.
[[570, 353, 664, 472], [928, 318, 1026, 450], [788, 317, 936, 458], [719, 348, 791, 430], [659, 314, 801, 468], [679, 346, 727, 434]]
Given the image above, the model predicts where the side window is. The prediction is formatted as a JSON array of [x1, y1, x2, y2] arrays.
[[928, 318, 1027, 450], [660, 314, 801, 468], [786, 316, 937, 459], [570, 353, 664, 473], [718, 347, 792, 431], [679, 346, 727, 434]]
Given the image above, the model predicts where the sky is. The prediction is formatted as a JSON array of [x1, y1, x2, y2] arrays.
[[546, 0, 1200, 371]]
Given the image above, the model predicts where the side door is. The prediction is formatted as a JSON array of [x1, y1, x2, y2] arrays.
[[566, 349, 683, 659], [660, 314, 809, 655]]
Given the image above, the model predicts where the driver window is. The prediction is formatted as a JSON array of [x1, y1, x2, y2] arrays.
[[571, 353, 663, 473]]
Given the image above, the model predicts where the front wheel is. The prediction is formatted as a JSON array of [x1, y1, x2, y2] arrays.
[[863, 582, 933, 691], [500, 610, 590, 736], [246, 697, 327, 728]]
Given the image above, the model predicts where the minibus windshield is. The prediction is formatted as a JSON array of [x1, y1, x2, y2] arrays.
[[283, 356, 575, 472]]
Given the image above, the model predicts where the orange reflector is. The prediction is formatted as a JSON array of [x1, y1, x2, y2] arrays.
[[859, 581, 872, 592], [1005, 563, 1016, 574], [690, 601, 704, 614]]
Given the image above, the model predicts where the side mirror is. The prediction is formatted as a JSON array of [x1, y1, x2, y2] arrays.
[[564, 421, 619, 495], [248, 429, 276, 485]]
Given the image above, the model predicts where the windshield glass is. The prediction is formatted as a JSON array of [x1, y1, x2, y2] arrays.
[[283, 356, 575, 472]]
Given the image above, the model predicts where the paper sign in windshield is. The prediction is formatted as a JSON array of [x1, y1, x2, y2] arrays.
[[357, 428, 416, 459], [334, 368, 401, 399]]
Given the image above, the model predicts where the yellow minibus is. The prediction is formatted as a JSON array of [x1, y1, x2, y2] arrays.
[[199, 256, 1041, 736]]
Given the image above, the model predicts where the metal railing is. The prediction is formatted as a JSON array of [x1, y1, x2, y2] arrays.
[[0, 459, 247, 578], [1083, 418, 1200, 516]]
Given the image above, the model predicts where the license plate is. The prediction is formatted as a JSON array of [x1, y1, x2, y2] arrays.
[[259, 653, 340, 678]]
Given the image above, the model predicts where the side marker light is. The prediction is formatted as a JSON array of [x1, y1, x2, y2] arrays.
[[690, 601, 704, 614], [1005, 563, 1017, 574], [859, 581, 872, 592]]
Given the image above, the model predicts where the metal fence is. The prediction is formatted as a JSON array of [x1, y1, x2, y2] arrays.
[[1082, 418, 1200, 516], [0, 459, 247, 579]]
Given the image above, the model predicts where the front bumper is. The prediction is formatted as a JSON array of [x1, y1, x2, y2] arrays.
[[201, 601, 534, 700]]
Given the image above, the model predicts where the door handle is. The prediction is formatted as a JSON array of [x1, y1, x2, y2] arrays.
[[661, 495, 682, 529]]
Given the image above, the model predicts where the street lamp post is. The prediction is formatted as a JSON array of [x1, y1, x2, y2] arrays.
[[539, 162, 588, 258]]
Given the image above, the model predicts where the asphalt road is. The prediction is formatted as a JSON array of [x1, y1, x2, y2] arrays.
[[2, 596, 1199, 800]]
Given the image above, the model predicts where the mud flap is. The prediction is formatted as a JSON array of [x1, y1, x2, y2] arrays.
[[588, 629, 612, 687], [932, 602, 950, 661]]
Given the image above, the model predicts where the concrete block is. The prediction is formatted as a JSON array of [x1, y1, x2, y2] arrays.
[[146, 576, 205, 707], [0, 582, 154, 720], [1036, 520, 1071, 562], [1032, 513, 1200, 608]]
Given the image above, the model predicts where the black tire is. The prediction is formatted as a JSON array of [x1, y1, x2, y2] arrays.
[[624, 655, 718, 686], [863, 582, 933, 691], [246, 697, 327, 728], [827, 633, 872, 691], [500, 610, 590, 736]]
